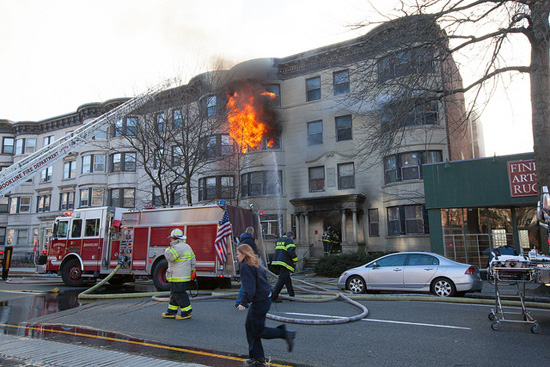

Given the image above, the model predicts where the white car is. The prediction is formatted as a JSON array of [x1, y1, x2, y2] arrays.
[[337, 252, 483, 297]]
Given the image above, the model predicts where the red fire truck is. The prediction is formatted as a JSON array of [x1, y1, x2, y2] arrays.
[[46, 204, 261, 290]]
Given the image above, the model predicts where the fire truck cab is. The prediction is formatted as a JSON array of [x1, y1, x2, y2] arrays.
[[47, 206, 130, 287], [47, 204, 260, 290]]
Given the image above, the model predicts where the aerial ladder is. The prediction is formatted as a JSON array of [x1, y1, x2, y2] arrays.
[[0, 80, 174, 197]]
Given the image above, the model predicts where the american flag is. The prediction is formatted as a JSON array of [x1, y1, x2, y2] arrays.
[[214, 209, 232, 264]]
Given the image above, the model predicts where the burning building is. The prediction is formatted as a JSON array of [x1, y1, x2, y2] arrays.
[[0, 15, 477, 262]]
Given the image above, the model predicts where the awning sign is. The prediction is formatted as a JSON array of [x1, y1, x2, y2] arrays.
[[507, 159, 537, 197]]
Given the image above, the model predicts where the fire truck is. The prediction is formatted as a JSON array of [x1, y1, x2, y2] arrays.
[[46, 204, 262, 290]]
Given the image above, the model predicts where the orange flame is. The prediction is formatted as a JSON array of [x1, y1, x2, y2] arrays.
[[227, 88, 276, 153]]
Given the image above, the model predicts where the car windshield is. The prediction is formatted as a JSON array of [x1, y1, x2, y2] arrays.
[[369, 254, 407, 267]]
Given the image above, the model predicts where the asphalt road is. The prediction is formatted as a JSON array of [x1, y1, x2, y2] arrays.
[[1, 275, 550, 366]]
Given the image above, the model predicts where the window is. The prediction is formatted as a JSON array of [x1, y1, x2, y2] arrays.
[[406, 100, 439, 126], [400, 152, 420, 180], [63, 161, 76, 179], [37, 195, 51, 212], [156, 112, 165, 132], [338, 163, 355, 189], [200, 95, 220, 117], [377, 48, 434, 83], [309, 166, 325, 192], [43, 135, 54, 147], [368, 209, 379, 237], [172, 146, 183, 166], [384, 156, 398, 184], [333, 70, 350, 95], [405, 205, 425, 234], [82, 154, 106, 173], [19, 197, 31, 213], [40, 167, 52, 182], [59, 192, 75, 210], [371, 254, 407, 267], [387, 206, 401, 235], [387, 204, 427, 235], [240, 171, 282, 198], [113, 116, 138, 137], [153, 149, 164, 169], [307, 120, 323, 146], [111, 152, 136, 172], [71, 219, 82, 238], [335, 115, 352, 141], [109, 188, 135, 208], [199, 176, 235, 201], [17, 229, 28, 245], [0, 227, 5, 246], [261, 214, 282, 238], [384, 151, 443, 184], [85, 218, 100, 237], [172, 109, 183, 129], [201, 134, 233, 158], [6, 229, 14, 245], [153, 184, 183, 207], [265, 84, 281, 106], [80, 188, 104, 207], [408, 254, 439, 266], [0, 196, 8, 213], [15, 138, 37, 154], [2, 137, 14, 154], [306, 77, 321, 101]]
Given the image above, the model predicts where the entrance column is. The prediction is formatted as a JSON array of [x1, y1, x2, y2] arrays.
[[352, 209, 358, 243], [304, 212, 310, 244], [340, 210, 347, 243], [295, 213, 301, 241]]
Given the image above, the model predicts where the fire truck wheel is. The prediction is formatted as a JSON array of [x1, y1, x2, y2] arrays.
[[152, 258, 170, 291], [61, 258, 84, 287]]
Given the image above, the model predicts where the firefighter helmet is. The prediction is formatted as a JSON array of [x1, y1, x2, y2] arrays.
[[169, 228, 185, 239]]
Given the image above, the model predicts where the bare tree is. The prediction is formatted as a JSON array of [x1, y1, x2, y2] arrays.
[[113, 72, 229, 207], [352, 0, 549, 190]]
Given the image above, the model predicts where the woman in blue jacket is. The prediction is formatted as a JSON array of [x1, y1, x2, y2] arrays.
[[236, 244, 296, 367]]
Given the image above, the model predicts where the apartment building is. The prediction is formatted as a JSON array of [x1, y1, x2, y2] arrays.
[[0, 16, 474, 262]]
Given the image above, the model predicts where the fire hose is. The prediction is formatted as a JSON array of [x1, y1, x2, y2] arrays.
[[151, 265, 370, 325]]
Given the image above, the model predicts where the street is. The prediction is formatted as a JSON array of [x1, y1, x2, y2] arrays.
[[1, 274, 550, 366]]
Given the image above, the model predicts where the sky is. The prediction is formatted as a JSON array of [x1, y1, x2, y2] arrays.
[[0, 0, 534, 156]]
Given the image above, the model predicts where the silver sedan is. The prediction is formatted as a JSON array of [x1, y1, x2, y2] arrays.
[[337, 252, 483, 297]]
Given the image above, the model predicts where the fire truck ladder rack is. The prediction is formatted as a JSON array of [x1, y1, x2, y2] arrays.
[[0, 80, 174, 197], [487, 266, 540, 333]]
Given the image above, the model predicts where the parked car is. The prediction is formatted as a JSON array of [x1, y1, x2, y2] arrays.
[[337, 252, 483, 297]]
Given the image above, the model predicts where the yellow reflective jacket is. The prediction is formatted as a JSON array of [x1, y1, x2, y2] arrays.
[[165, 239, 196, 282]]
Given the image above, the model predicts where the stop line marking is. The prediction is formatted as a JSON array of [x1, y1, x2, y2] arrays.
[[283, 312, 470, 330]]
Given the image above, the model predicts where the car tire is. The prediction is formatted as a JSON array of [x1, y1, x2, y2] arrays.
[[431, 277, 456, 297], [61, 258, 84, 287], [347, 275, 366, 294]]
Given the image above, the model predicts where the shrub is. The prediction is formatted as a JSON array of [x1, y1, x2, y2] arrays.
[[313, 251, 389, 278]]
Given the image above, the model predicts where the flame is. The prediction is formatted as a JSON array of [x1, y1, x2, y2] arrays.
[[227, 88, 276, 153]]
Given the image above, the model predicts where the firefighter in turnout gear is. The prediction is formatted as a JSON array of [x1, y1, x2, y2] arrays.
[[271, 231, 298, 302], [322, 226, 333, 256], [331, 230, 341, 254], [162, 228, 196, 320]]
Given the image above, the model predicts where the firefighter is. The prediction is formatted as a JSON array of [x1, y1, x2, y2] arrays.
[[271, 231, 298, 303], [162, 228, 196, 320], [322, 226, 333, 256], [331, 230, 341, 254]]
